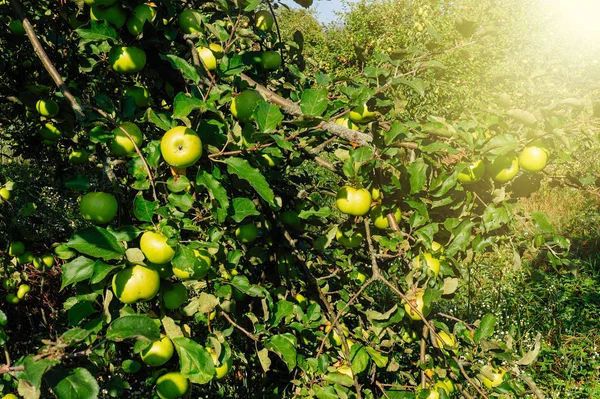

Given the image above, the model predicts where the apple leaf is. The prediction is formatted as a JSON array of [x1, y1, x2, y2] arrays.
[[445, 219, 474, 257], [229, 197, 260, 223], [300, 88, 328, 117], [47, 367, 99, 399], [391, 77, 425, 97], [172, 337, 215, 384], [144, 108, 176, 131], [75, 20, 118, 44], [265, 334, 297, 371], [231, 275, 265, 297], [474, 313, 496, 343], [406, 158, 428, 194], [106, 315, 160, 342], [167, 192, 195, 212], [66, 226, 125, 261], [219, 53, 247, 76], [254, 102, 284, 134], [160, 54, 201, 84], [17, 355, 60, 399], [173, 92, 204, 119], [133, 195, 158, 222], [350, 345, 370, 375], [60, 256, 95, 291], [225, 158, 275, 208], [196, 169, 230, 223]]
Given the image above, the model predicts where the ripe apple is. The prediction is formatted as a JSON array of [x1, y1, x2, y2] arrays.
[[335, 117, 359, 131], [109, 121, 143, 157], [370, 205, 401, 229], [336, 228, 363, 248], [112, 265, 160, 304], [172, 249, 211, 280], [80, 192, 118, 223], [162, 282, 188, 309], [336, 186, 372, 216], [84, 0, 116, 6], [8, 241, 25, 256], [140, 231, 176, 265], [434, 379, 455, 395], [255, 10, 274, 31], [178, 9, 203, 34], [207, 347, 233, 379], [480, 367, 506, 389], [90, 4, 127, 28], [260, 51, 282, 70], [160, 126, 203, 168], [519, 146, 548, 172], [36, 99, 59, 117], [457, 159, 485, 184], [123, 86, 150, 107], [69, 149, 90, 164], [0, 188, 11, 201], [230, 90, 263, 122], [435, 331, 457, 353], [141, 335, 174, 367], [8, 20, 25, 35], [108, 46, 147, 73], [127, 3, 157, 34], [33, 253, 54, 270], [16, 284, 30, 299], [39, 123, 61, 142], [371, 187, 381, 201], [235, 223, 258, 243], [489, 155, 519, 183], [404, 288, 430, 320], [197, 46, 217, 71], [349, 103, 376, 124], [156, 371, 189, 399], [422, 253, 440, 277], [209, 43, 224, 58], [2, 394, 20, 399]]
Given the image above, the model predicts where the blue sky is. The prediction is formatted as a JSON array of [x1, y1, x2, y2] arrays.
[[281, 0, 358, 24]]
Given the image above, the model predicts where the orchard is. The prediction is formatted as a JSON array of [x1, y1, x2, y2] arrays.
[[1, 0, 600, 398]]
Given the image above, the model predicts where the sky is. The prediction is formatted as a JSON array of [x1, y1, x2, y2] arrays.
[[281, 0, 357, 24]]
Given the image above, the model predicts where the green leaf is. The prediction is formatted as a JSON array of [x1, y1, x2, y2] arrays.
[[167, 192, 195, 212], [219, 53, 247, 76], [531, 211, 553, 233], [65, 175, 90, 192], [160, 54, 201, 84], [255, 102, 284, 134], [298, 206, 331, 219], [172, 337, 216, 384], [300, 88, 328, 117], [66, 227, 125, 261], [265, 334, 297, 371], [365, 347, 388, 368], [106, 315, 160, 342], [133, 195, 158, 222], [90, 260, 122, 284], [167, 176, 191, 193], [196, 169, 230, 223], [272, 300, 294, 327], [445, 219, 474, 257], [75, 20, 118, 43], [314, 386, 338, 399], [121, 360, 141, 374], [49, 368, 100, 399], [507, 109, 537, 126], [60, 256, 95, 291], [230, 197, 260, 223], [480, 134, 518, 157], [173, 92, 205, 119], [230, 275, 264, 297], [144, 108, 175, 131], [350, 345, 370, 374], [225, 158, 275, 208], [482, 204, 511, 232], [474, 313, 496, 343], [407, 159, 428, 194], [17, 355, 59, 399], [392, 77, 425, 97]]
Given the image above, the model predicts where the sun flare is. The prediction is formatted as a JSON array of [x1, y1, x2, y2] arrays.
[[548, 0, 600, 39]]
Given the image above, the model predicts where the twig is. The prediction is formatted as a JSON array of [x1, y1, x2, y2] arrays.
[[454, 357, 490, 399], [9, 0, 84, 120], [221, 311, 259, 342], [0, 365, 24, 374]]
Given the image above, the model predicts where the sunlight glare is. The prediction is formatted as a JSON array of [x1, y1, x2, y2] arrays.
[[548, 0, 600, 39]]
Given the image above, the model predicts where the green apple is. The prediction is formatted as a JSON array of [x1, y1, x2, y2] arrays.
[[235, 223, 258, 243], [404, 288, 430, 321], [36, 99, 59, 117], [255, 10, 274, 31], [162, 283, 188, 309], [141, 335, 174, 367], [123, 86, 150, 107], [16, 284, 30, 299], [207, 347, 232, 379], [6, 294, 20, 304], [336, 186, 372, 216], [489, 155, 519, 183], [209, 43, 224, 58], [69, 149, 90, 164], [126, 17, 146, 36], [0, 188, 11, 201], [156, 371, 188, 399], [172, 249, 211, 280], [112, 265, 160, 304], [109, 121, 143, 157], [335, 117, 359, 131], [133, 3, 157, 23], [33, 254, 54, 270], [230, 90, 263, 122], [160, 126, 203, 168], [90, 4, 127, 28], [260, 51, 282, 70], [8, 241, 25, 256], [108, 46, 147, 73], [17, 251, 34, 265], [519, 146, 548, 172], [140, 231, 176, 265], [371, 187, 380, 201], [80, 192, 118, 224], [178, 9, 203, 34], [370, 205, 401, 229], [457, 159, 485, 184], [349, 103, 376, 124], [2, 393, 21, 399], [39, 123, 61, 142], [435, 331, 458, 354], [480, 367, 506, 389], [197, 46, 217, 71]]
